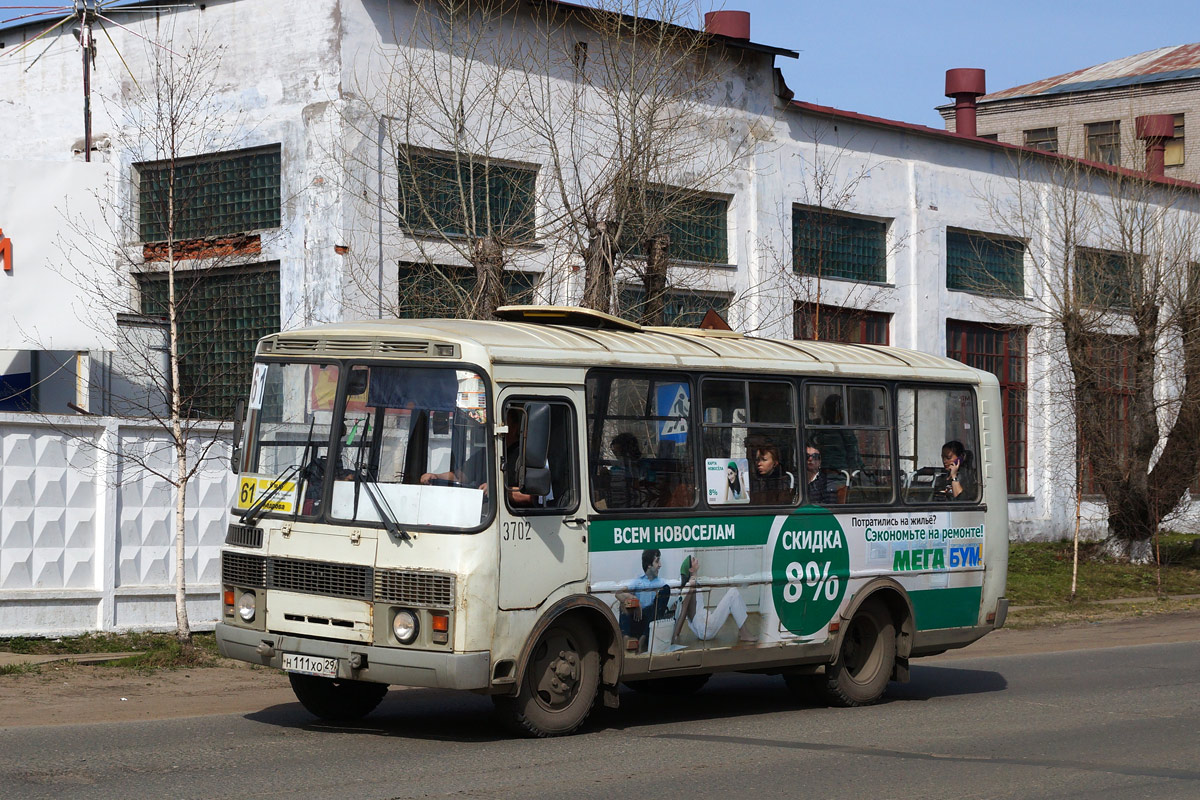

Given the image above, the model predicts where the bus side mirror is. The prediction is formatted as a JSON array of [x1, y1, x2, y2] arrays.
[[521, 402, 552, 497], [230, 398, 245, 474]]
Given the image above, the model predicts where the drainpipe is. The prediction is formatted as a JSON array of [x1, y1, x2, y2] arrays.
[[944, 68, 986, 137], [704, 10, 750, 39], [1136, 114, 1175, 177]]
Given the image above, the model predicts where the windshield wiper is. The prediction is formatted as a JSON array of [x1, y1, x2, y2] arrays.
[[347, 418, 409, 540], [239, 463, 302, 526]]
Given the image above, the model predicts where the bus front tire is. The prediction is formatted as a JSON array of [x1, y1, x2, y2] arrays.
[[823, 601, 895, 707], [494, 616, 600, 737], [288, 673, 388, 721]]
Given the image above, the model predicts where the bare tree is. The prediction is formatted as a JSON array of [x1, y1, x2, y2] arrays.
[[51, 27, 279, 639], [984, 151, 1200, 561], [515, 0, 752, 325], [739, 119, 901, 338], [339, 0, 546, 320]]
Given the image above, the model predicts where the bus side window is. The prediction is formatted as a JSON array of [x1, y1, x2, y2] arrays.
[[897, 385, 981, 504], [586, 371, 697, 512], [502, 399, 579, 514]]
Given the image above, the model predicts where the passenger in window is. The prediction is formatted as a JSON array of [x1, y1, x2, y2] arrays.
[[812, 393, 861, 476], [804, 442, 836, 505], [604, 432, 646, 508], [750, 442, 794, 504], [939, 440, 976, 500]]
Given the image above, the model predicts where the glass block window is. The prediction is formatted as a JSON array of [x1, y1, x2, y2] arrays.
[[1165, 113, 1185, 167], [138, 264, 280, 419], [397, 149, 537, 241], [946, 321, 1028, 494], [1024, 127, 1058, 152], [396, 262, 539, 318], [1077, 335, 1136, 495], [136, 146, 281, 243], [623, 188, 729, 264], [794, 303, 890, 344], [946, 229, 1025, 295], [617, 286, 731, 327], [792, 206, 887, 283], [1086, 120, 1121, 165], [1076, 247, 1137, 308]]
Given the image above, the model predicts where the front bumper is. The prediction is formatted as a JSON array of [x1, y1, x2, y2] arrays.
[[216, 622, 491, 690]]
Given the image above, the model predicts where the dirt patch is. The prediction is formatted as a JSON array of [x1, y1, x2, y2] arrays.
[[0, 661, 295, 728]]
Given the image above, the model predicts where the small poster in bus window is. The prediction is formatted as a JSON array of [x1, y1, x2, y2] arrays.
[[456, 371, 487, 424], [310, 365, 338, 411], [706, 457, 749, 504], [656, 382, 690, 442]]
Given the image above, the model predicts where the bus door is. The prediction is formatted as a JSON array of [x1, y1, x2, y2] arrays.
[[496, 390, 587, 610]]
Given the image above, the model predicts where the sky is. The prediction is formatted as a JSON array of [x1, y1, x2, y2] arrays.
[[2, 0, 1199, 128], [734, 0, 1200, 127]]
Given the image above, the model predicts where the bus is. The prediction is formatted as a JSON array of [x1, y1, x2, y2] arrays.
[[216, 305, 1008, 736]]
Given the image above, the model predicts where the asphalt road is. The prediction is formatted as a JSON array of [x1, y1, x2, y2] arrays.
[[1, 637, 1198, 800]]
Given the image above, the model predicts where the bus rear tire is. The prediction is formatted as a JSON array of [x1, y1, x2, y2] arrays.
[[494, 616, 600, 737], [823, 601, 895, 707], [624, 673, 711, 695], [288, 673, 388, 721]]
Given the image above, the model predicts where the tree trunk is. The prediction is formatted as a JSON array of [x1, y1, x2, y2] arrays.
[[582, 220, 615, 314], [167, 190, 191, 641], [641, 233, 670, 326], [473, 234, 505, 319]]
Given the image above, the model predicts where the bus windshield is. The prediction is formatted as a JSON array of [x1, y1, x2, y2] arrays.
[[328, 364, 492, 530]]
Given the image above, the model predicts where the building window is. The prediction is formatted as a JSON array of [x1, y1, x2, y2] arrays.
[[977, 133, 999, 141], [1086, 121, 1121, 165], [1076, 247, 1137, 308], [1024, 127, 1058, 152], [397, 148, 537, 241], [1165, 113, 1185, 167], [136, 146, 281, 243], [623, 188, 729, 265], [396, 262, 538, 318], [794, 303, 890, 344], [946, 321, 1027, 494], [946, 229, 1025, 295], [617, 287, 731, 327], [1078, 335, 1136, 495], [793, 206, 888, 283], [138, 263, 280, 419]]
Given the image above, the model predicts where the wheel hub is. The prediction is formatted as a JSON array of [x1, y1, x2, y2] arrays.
[[543, 649, 579, 704]]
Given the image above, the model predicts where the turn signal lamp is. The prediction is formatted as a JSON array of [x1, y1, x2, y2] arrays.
[[224, 590, 235, 606]]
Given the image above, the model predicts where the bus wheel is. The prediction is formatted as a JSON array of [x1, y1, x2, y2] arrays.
[[624, 673, 711, 695], [288, 673, 388, 721], [494, 616, 600, 737], [823, 601, 895, 707]]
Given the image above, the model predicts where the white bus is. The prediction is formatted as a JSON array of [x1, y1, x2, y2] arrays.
[[216, 306, 1009, 736]]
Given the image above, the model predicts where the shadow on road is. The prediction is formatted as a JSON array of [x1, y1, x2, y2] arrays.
[[242, 662, 1006, 742]]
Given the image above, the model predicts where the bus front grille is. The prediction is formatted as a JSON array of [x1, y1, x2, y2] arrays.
[[375, 569, 455, 607], [222, 551, 267, 588], [269, 557, 372, 601], [222, 553, 455, 607]]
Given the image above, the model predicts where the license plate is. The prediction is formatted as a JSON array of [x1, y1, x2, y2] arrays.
[[282, 653, 338, 678]]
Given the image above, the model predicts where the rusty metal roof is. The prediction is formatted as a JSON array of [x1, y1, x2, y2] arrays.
[[983, 43, 1200, 102]]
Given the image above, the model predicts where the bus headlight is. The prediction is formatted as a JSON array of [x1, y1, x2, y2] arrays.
[[392, 609, 419, 644], [237, 591, 257, 622]]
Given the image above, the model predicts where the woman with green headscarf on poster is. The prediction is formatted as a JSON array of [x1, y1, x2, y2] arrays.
[[671, 554, 756, 645]]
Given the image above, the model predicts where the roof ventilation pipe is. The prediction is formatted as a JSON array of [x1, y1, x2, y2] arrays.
[[704, 10, 750, 40], [944, 68, 986, 137], [1136, 114, 1175, 177]]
